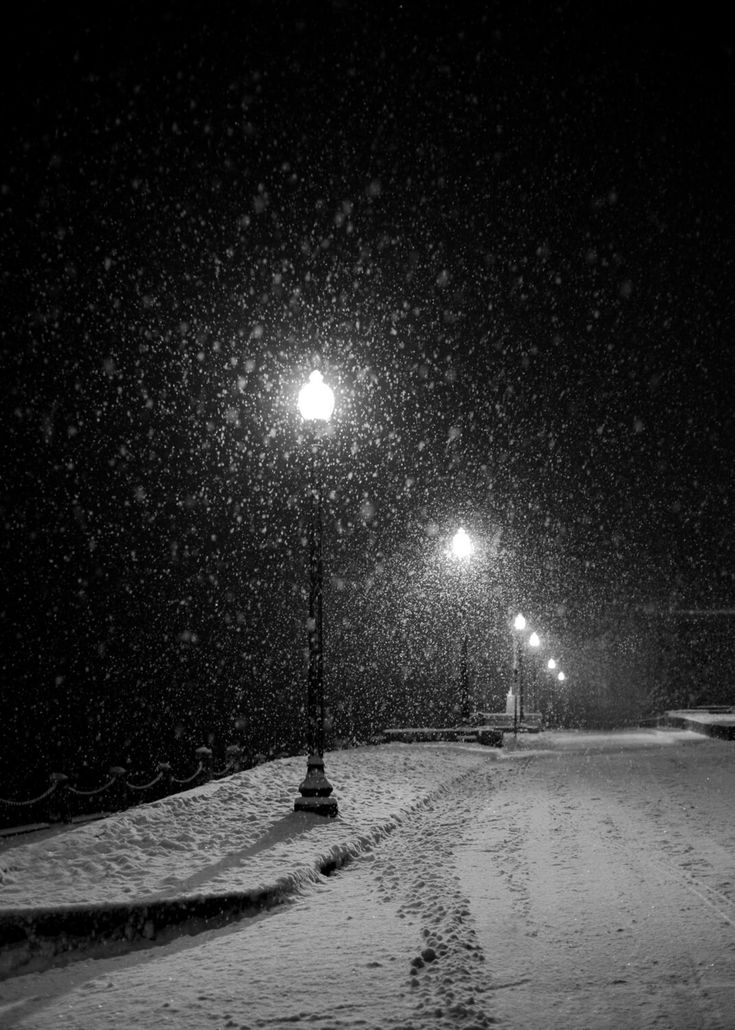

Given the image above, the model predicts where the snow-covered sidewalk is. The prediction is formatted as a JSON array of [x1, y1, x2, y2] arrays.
[[1, 730, 734, 1029], [2, 745, 492, 906], [0, 744, 496, 977]]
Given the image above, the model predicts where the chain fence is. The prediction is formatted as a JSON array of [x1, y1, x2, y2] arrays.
[[0, 743, 262, 832]]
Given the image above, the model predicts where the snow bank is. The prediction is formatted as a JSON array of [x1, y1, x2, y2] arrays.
[[0, 744, 495, 977], [0, 745, 495, 909], [2, 729, 734, 1030]]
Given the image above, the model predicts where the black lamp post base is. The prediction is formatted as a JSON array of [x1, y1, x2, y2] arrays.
[[294, 753, 338, 817], [294, 795, 339, 817]]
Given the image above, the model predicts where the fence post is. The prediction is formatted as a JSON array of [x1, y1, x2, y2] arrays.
[[108, 766, 128, 811], [48, 773, 71, 824], [226, 744, 243, 772], [195, 746, 213, 783], [156, 761, 173, 798]]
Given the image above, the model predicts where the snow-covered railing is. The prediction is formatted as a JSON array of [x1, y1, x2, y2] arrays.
[[0, 744, 249, 832]]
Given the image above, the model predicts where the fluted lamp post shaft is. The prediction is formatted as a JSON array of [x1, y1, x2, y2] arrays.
[[513, 612, 526, 734], [294, 371, 338, 818], [450, 528, 474, 724]]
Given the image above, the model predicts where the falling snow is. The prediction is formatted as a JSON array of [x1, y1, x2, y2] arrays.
[[0, 10, 734, 1025]]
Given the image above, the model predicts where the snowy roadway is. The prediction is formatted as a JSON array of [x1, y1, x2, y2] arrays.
[[1, 731, 734, 1029]]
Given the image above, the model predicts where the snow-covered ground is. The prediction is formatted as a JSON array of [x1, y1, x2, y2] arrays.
[[665, 709, 735, 732], [1, 730, 734, 1029], [1, 744, 488, 908]]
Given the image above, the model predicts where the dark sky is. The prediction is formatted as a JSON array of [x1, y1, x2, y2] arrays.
[[1, 2, 734, 771]]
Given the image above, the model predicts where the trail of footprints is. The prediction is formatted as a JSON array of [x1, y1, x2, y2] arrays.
[[366, 768, 501, 1028]]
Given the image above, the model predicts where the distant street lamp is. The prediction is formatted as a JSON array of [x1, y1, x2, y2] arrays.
[[528, 632, 540, 713], [545, 657, 557, 725], [555, 670, 566, 723], [450, 528, 474, 723], [512, 612, 526, 732], [294, 370, 338, 818]]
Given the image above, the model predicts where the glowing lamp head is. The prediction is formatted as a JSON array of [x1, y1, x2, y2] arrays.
[[298, 370, 335, 422], [558, 671, 566, 682], [513, 613, 526, 632], [529, 632, 540, 648], [450, 527, 474, 560], [547, 658, 557, 670]]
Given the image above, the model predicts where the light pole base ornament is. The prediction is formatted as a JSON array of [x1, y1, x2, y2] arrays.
[[294, 753, 338, 817]]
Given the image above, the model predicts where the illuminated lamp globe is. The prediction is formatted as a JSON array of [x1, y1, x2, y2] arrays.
[[529, 632, 540, 648], [298, 370, 335, 422], [450, 527, 474, 559], [548, 658, 557, 670], [558, 671, 566, 682], [514, 613, 526, 632]]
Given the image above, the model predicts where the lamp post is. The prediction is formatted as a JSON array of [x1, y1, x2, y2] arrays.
[[528, 631, 540, 715], [294, 370, 338, 818], [450, 528, 474, 724], [547, 658, 557, 725], [512, 612, 526, 732]]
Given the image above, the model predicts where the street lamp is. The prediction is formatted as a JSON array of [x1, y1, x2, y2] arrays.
[[450, 528, 474, 723], [544, 657, 557, 724], [528, 632, 540, 715], [512, 612, 526, 732], [294, 370, 338, 818]]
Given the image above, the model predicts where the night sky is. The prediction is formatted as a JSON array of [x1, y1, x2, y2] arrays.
[[2, 2, 734, 790]]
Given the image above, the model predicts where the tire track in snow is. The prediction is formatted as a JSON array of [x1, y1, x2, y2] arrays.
[[604, 811, 735, 929], [592, 751, 735, 930], [451, 746, 735, 1029], [583, 761, 735, 1029]]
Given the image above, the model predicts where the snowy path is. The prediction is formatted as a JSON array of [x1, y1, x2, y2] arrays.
[[454, 746, 735, 1028], [1, 733, 734, 1029], [0, 760, 493, 1030]]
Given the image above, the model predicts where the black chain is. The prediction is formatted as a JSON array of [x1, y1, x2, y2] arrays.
[[0, 782, 58, 807], [67, 776, 119, 797], [126, 772, 164, 792], [170, 762, 204, 785]]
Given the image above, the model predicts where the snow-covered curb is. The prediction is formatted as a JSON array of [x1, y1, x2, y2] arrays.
[[663, 709, 735, 739], [0, 745, 494, 978]]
